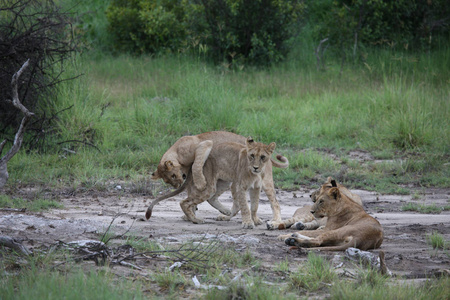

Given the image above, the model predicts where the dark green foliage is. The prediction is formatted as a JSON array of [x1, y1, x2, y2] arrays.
[[105, 0, 305, 65], [313, 0, 450, 56], [189, 0, 306, 65], [106, 0, 187, 54]]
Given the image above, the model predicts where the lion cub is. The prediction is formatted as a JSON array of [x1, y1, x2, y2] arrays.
[[150, 131, 288, 226], [278, 179, 383, 251], [267, 177, 362, 230], [146, 137, 275, 229]]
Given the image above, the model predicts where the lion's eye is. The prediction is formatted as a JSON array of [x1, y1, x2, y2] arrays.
[[261, 155, 266, 160], [171, 174, 176, 179], [250, 154, 255, 159]]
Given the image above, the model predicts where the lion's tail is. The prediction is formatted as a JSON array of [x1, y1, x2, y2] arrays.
[[145, 171, 192, 220], [271, 154, 289, 169]]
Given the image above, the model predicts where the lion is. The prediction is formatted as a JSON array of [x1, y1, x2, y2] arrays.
[[267, 177, 362, 230], [277, 179, 383, 251], [147, 137, 277, 229], [150, 131, 288, 225]]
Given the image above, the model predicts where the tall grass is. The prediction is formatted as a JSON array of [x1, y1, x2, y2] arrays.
[[6, 48, 448, 191]]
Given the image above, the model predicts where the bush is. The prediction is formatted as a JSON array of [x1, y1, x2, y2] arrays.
[[106, 0, 187, 54], [313, 0, 450, 57], [188, 0, 306, 66], [106, 0, 305, 65]]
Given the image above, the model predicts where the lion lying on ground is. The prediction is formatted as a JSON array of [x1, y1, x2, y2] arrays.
[[150, 131, 288, 225], [277, 179, 383, 251], [267, 177, 362, 230], [147, 137, 277, 229]]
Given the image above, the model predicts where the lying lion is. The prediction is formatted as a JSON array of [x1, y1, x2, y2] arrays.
[[150, 131, 288, 225], [147, 137, 277, 229], [268, 177, 362, 230], [278, 179, 383, 251]]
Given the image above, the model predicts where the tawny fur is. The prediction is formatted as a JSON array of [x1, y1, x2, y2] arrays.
[[148, 138, 276, 229], [277, 180, 383, 251], [268, 177, 363, 230], [150, 131, 288, 225]]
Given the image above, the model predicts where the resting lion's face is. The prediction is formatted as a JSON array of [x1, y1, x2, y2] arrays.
[[310, 177, 336, 203], [152, 161, 186, 188], [310, 188, 339, 219], [245, 138, 275, 175]]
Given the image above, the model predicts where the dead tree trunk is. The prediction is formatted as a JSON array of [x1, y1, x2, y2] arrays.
[[0, 59, 34, 189], [315, 38, 329, 71]]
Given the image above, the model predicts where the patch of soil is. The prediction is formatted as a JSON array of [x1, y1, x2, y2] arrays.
[[1, 185, 449, 282]]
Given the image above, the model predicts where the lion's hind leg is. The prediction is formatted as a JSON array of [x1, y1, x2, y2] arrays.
[[207, 180, 231, 216]]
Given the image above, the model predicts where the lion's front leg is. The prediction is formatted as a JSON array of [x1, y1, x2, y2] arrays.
[[234, 184, 254, 229], [261, 171, 281, 224], [249, 187, 262, 226], [192, 140, 213, 191], [283, 232, 322, 248]]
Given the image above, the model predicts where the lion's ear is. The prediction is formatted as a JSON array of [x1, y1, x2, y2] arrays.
[[246, 137, 254, 145], [326, 176, 333, 183], [331, 179, 337, 187], [151, 170, 161, 180], [164, 161, 174, 171], [330, 187, 340, 200], [267, 142, 276, 153]]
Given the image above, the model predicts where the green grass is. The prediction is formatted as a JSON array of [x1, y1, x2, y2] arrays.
[[3, 45, 448, 192], [427, 231, 448, 250], [0, 194, 62, 212], [401, 203, 445, 214], [331, 276, 450, 300], [0, 267, 145, 300], [289, 252, 337, 291]]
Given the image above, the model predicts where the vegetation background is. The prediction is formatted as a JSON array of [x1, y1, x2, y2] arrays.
[[1, 0, 449, 194], [0, 0, 449, 299]]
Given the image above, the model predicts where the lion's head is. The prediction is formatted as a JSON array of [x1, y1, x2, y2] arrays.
[[310, 185, 341, 219], [245, 137, 276, 175], [151, 160, 187, 188], [310, 177, 337, 203]]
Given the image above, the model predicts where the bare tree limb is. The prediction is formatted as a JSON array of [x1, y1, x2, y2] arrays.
[[1, 59, 34, 189]]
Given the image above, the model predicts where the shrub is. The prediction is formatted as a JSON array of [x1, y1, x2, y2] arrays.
[[106, 0, 306, 65], [188, 0, 306, 66], [106, 0, 187, 54]]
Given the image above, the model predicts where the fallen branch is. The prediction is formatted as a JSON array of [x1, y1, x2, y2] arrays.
[[0, 208, 27, 213], [0, 235, 32, 256]]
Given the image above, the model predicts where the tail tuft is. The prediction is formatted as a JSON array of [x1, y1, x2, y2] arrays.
[[145, 209, 152, 220]]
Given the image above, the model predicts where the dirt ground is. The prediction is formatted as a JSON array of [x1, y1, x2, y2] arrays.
[[1, 183, 449, 284]]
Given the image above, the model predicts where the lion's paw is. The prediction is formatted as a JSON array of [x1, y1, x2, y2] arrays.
[[277, 234, 291, 241], [253, 217, 263, 226], [216, 214, 231, 221], [266, 221, 284, 230], [285, 238, 297, 246], [242, 222, 255, 229], [294, 221, 305, 230], [191, 218, 205, 224]]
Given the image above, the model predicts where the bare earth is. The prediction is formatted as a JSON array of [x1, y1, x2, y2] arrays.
[[1, 184, 449, 282]]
